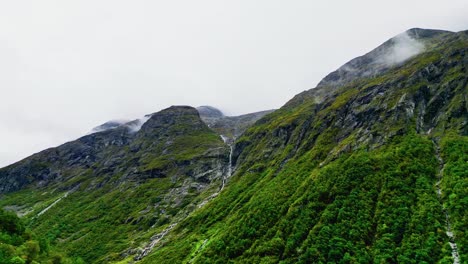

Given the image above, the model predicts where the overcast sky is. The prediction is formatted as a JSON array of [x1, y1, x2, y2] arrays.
[[1, 0, 467, 168]]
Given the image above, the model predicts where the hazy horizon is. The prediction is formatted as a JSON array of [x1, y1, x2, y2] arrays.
[[1, 0, 468, 167]]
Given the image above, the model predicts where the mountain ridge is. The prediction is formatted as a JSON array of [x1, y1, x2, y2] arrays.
[[317, 28, 455, 89], [0, 28, 466, 264]]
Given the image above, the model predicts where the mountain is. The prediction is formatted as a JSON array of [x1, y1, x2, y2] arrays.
[[0, 28, 467, 264], [137, 28, 467, 264], [0, 105, 271, 263]]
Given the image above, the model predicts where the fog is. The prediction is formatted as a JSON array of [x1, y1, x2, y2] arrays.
[[1, 0, 467, 167], [380, 32, 425, 66]]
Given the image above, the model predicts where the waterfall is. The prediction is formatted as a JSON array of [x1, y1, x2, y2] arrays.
[[219, 135, 234, 192], [433, 141, 460, 264], [135, 223, 177, 261], [37, 191, 70, 217]]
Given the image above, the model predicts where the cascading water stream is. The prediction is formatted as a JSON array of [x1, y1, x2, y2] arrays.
[[219, 135, 234, 192], [135, 223, 177, 261], [220, 144, 233, 191], [36, 191, 69, 217], [433, 141, 460, 264]]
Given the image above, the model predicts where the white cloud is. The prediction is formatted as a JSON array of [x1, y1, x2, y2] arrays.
[[125, 115, 152, 133], [379, 32, 425, 66]]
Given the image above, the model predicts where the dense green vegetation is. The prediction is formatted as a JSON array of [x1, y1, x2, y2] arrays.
[[0, 29, 466, 263], [0, 208, 76, 263], [141, 135, 460, 263], [440, 134, 468, 260]]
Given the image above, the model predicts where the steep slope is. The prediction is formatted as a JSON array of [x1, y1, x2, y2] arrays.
[[0, 106, 231, 262], [139, 29, 467, 263]]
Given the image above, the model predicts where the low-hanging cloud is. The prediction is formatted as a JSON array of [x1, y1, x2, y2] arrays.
[[125, 115, 152, 133], [89, 120, 130, 134], [379, 32, 425, 66], [88, 115, 152, 134]]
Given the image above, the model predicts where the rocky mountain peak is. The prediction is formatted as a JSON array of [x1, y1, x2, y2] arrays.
[[317, 28, 454, 89], [87, 106, 200, 136], [196, 106, 225, 118], [139, 105, 208, 136], [405, 28, 453, 39]]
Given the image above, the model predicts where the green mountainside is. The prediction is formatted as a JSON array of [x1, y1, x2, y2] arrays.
[[0, 28, 467, 263], [0, 207, 77, 263], [140, 29, 467, 263]]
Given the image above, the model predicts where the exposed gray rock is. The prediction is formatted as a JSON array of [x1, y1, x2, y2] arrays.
[[317, 28, 453, 89], [196, 106, 224, 118]]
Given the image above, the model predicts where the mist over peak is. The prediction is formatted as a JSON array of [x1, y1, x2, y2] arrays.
[[89, 120, 130, 134], [378, 31, 425, 66], [317, 28, 453, 89], [88, 115, 153, 135]]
